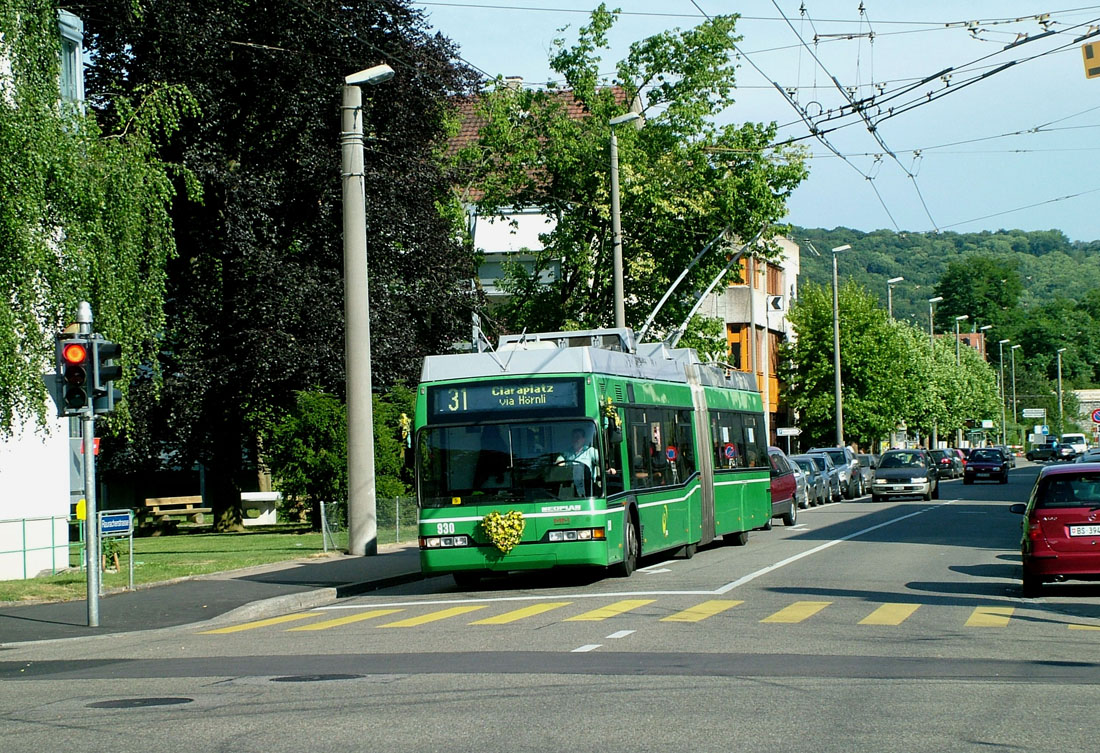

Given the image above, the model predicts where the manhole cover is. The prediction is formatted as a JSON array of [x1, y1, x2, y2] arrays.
[[87, 697, 193, 709], [271, 674, 362, 683]]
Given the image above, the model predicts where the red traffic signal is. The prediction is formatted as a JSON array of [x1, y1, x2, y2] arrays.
[[62, 342, 88, 367]]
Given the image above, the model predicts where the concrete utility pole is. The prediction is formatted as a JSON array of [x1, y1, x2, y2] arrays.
[[609, 112, 641, 329], [831, 245, 851, 446], [342, 65, 394, 556]]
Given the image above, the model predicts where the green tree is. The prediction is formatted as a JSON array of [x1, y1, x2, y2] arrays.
[[455, 6, 807, 335], [0, 0, 194, 433], [933, 256, 1023, 331], [79, 0, 478, 528]]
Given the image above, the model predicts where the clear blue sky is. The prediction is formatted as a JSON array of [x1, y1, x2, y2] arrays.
[[413, 1, 1100, 242]]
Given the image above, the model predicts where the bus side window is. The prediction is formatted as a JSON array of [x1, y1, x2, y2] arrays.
[[627, 420, 652, 489], [604, 425, 624, 495]]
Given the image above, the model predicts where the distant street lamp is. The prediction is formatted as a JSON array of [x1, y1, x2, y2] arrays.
[[998, 339, 1010, 445], [954, 314, 969, 365], [979, 324, 992, 359], [887, 276, 904, 319], [1057, 347, 1067, 431], [342, 63, 394, 557], [832, 244, 852, 446], [1011, 344, 1022, 441], [928, 296, 943, 348], [609, 111, 642, 329]]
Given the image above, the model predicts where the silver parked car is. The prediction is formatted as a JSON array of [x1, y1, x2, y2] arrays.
[[857, 453, 878, 489], [805, 452, 843, 502], [792, 452, 827, 505], [807, 446, 863, 498], [791, 454, 829, 506]]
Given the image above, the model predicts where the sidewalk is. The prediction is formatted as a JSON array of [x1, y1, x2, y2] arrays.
[[0, 545, 423, 646]]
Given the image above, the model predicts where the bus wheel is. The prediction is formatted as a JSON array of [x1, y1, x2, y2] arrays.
[[728, 530, 748, 546], [453, 571, 482, 589], [614, 517, 639, 577]]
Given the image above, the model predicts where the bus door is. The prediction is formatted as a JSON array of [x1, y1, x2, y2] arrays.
[[687, 370, 715, 545]]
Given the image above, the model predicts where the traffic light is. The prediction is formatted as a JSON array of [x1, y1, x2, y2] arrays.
[[91, 337, 122, 414], [56, 334, 92, 414]]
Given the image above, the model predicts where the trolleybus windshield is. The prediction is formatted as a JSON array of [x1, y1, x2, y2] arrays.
[[417, 419, 604, 507]]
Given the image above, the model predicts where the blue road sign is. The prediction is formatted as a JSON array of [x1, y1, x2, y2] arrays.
[[100, 512, 133, 537]]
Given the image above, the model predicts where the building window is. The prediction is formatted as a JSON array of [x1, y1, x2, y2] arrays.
[[57, 11, 84, 105]]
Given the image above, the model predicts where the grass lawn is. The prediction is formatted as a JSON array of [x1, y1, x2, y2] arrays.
[[0, 524, 411, 604]]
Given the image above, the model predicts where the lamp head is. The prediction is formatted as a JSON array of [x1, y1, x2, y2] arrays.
[[1012, 344, 1021, 350], [928, 296, 943, 304], [609, 112, 642, 127], [955, 314, 969, 322], [346, 64, 395, 86], [999, 338, 1010, 344], [887, 276, 904, 284], [831, 244, 852, 254]]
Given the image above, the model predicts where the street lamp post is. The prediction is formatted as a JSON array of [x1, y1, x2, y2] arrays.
[[831, 244, 851, 447], [954, 315, 969, 365], [978, 324, 992, 359], [1057, 347, 1067, 432], [998, 339, 1010, 445], [342, 63, 394, 557], [609, 111, 641, 329], [887, 276, 904, 319], [1011, 344, 1021, 445], [927, 296, 943, 348]]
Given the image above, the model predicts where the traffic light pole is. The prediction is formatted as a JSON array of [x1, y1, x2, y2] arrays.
[[76, 302, 100, 627]]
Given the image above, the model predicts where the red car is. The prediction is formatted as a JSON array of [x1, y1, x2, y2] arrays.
[[963, 447, 1009, 484], [1010, 462, 1100, 596], [766, 447, 798, 528]]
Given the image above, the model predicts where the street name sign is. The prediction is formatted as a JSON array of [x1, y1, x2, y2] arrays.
[[1022, 408, 1046, 419], [776, 427, 801, 437]]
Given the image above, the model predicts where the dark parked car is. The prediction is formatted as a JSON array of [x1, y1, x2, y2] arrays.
[[963, 447, 1009, 484], [929, 449, 960, 479], [766, 447, 799, 527], [871, 449, 938, 502], [993, 445, 1017, 468], [807, 446, 863, 498], [1010, 462, 1100, 596], [1027, 441, 1075, 462]]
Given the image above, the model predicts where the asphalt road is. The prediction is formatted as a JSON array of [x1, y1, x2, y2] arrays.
[[4, 461, 1099, 753]]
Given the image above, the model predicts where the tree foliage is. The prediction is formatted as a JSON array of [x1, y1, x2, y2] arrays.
[[783, 281, 1000, 450], [454, 5, 808, 336], [0, 0, 193, 433], [77, 0, 479, 528]]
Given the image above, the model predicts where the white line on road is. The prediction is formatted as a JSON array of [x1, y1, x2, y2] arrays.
[[572, 644, 602, 653], [714, 500, 956, 595], [606, 630, 635, 639], [640, 568, 672, 574]]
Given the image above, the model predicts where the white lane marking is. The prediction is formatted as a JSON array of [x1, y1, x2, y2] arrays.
[[788, 524, 810, 531], [638, 559, 677, 573], [714, 501, 955, 594], [606, 630, 634, 639], [640, 568, 672, 574], [572, 644, 602, 653]]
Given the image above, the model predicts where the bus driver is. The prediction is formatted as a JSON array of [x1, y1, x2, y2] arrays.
[[556, 428, 600, 497]]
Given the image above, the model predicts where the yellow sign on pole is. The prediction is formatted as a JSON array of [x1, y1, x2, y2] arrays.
[[76, 499, 86, 520], [1083, 41, 1100, 79]]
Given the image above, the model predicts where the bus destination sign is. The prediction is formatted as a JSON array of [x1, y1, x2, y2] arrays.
[[429, 378, 582, 420]]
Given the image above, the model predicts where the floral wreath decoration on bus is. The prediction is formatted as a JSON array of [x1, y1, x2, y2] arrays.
[[481, 510, 526, 554]]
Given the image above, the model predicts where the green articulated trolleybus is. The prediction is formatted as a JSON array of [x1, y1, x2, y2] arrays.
[[415, 327, 771, 587]]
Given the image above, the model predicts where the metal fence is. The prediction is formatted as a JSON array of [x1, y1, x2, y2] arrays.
[[320, 496, 418, 552]]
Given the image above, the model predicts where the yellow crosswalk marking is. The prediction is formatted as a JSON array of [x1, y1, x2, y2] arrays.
[[859, 603, 921, 626], [761, 601, 831, 623], [1068, 624, 1100, 631], [564, 599, 655, 621], [660, 600, 744, 622], [200, 613, 318, 634], [377, 605, 487, 628], [470, 602, 572, 625], [286, 609, 404, 631], [965, 606, 1014, 627]]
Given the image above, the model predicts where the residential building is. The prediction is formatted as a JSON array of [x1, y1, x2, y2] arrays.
[[0, 11, 86, 580]]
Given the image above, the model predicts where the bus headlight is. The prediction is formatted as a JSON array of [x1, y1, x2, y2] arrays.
[[420, 535, 469, 549], [548, 528, 604, 542]]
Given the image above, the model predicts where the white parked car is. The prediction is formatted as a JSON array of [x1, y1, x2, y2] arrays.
[[1061, 433, 1089, 456]]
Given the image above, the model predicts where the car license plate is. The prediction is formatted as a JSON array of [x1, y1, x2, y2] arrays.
[[1069, 525, 1100, 537], [976, 473, 989, 478]]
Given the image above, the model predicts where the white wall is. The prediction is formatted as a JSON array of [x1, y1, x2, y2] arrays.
[[0, 418, 71, 579]]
